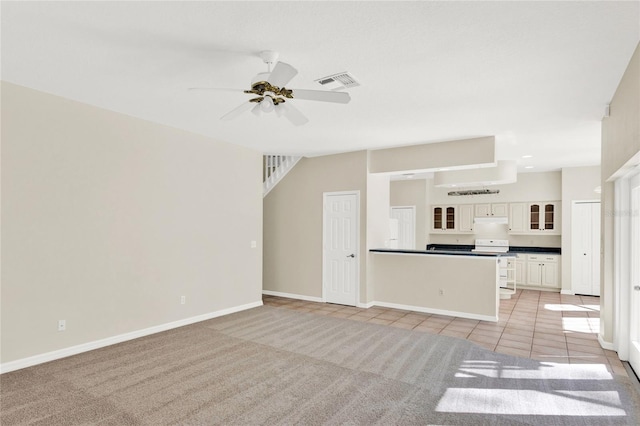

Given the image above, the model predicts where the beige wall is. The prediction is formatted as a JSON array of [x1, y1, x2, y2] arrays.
[[1, 83, 263, 364], [366, 173, 391, 303], [371, 253, 499, 320], [602, 43, 640, 180], [369, 136, 495, 174], [263, 151, 368, 301], [601, 42, 640, 345], [390, 179, 427, 249], [560, 166, 601, 294]]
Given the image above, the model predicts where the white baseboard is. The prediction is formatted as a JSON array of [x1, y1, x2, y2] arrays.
[[598, 333, 616, 351], [262, 290, 323, 303], [560, 289, 575, 295], [261, 292, 497, 322], [372, 301, 498, 323], [0, 300, 263, 374]]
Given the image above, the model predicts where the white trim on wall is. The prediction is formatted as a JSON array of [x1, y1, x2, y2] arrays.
[[260, 292, 497, 322], [372, 301, 498, 322], [614, 176, 630, 359], [0, 300, 263, 374]]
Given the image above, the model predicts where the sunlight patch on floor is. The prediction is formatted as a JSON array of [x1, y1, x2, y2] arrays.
[[456, 360, 613, 380], [436, 389, 626, 415], [562, 317, 600, 334], [544, 303, 599, 312]]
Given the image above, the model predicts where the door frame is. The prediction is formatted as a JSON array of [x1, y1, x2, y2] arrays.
[[390, 205, 416, 249], [613, 166, 640, 360], [322, 190, 360, 306]]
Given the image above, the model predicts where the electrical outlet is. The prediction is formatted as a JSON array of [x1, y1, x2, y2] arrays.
[[58, 320, 66, 331], [181, 296, 186, 305], [250, 240, 257, 248]]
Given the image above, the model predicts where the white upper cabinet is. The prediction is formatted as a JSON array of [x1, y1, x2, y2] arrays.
[[432, 205, 457, 232], [508, 203, 528, 233], [429, 201, 561, 235], [475, 203, 491, 217], [528, 202, 560, 234], [508, 201, 560, 235], [474, 203, 508, 217], [491, 203, 508, 217], [458, 204, 474, 232]]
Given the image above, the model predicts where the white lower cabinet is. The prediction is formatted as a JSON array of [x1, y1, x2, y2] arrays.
[[516, 255, 526, 285], [526, 254, 560, 288]]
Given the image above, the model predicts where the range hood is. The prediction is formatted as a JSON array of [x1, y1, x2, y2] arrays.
[[474, 216, 508, 224]]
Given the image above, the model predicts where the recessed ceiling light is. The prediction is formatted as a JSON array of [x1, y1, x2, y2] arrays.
[[524, 166, 534, 169], [522, 155, 533, 159]]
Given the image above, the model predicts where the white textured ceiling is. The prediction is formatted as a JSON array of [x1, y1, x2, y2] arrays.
[[2, 1, 639, 171]]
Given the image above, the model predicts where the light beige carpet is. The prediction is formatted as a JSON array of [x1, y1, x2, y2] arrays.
[[2, 305, 639, 425]]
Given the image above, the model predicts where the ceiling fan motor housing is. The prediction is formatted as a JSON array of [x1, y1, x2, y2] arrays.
[[260, 50, 279, 65]]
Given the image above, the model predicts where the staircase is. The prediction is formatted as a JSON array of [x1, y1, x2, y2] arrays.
[[263, 155, 301, 196]]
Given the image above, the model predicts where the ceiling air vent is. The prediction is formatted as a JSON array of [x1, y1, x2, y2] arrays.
[[315, 72, 360, 90]]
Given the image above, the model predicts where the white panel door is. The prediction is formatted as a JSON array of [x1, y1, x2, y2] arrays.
[[390, 206, 415, 249], [323, 192, 359, 306], [629, 174, 640, 374], [572, 202, 601, 296]]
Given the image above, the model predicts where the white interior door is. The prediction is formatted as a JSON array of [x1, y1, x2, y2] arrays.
[[572, 202, 601, 296], [323, 192, 359, 306], [390, 206, 416, 249], [629, 173, 640, 373]]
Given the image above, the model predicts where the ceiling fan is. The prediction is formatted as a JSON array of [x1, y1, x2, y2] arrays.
[[189, 51, 351, 126]]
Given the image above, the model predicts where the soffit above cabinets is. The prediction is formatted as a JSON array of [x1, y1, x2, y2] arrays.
[[434, 160, 517, 188]]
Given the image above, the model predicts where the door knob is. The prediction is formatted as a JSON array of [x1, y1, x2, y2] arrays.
[[634, 285, 640, 291], [346, 254, 355, 258]]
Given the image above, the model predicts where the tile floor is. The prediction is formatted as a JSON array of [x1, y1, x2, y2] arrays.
[[263, 289, 629, 377]]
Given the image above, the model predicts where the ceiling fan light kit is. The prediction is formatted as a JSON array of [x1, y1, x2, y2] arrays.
[[191, 50, 351, 126]]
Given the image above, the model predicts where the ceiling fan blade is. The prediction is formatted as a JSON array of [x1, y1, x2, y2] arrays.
[[220, 102, 253, 121], [291, 89, 351, 104], [188, 87, 244, 92], [268, 62, 298, 87], [278, 102, 309, 126], [251, 102, 262, 116]]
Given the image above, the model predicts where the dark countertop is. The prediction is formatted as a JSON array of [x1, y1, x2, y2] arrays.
[[425, 244, 561, 255], [370, 248, 516, 257]]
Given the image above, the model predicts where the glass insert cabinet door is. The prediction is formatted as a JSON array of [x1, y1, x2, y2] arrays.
[[433, 206, 456, 230], [446, 207, 455, 229], [433, 207, 442, 229], [530, 204, 540, 230], [530, 203, 555, 231], [544, 204, 555, 230]]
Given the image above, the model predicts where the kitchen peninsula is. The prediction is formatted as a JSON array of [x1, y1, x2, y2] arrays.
[[369, 248, 515, 322]]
